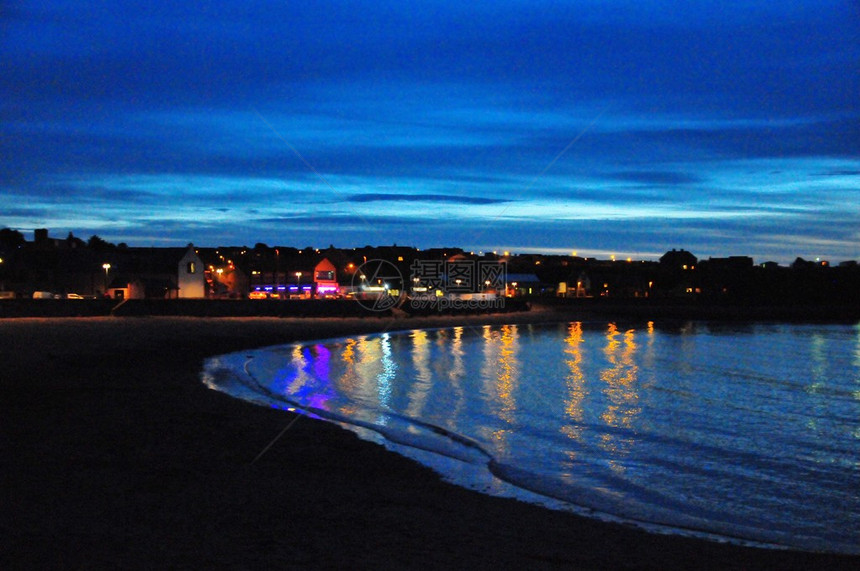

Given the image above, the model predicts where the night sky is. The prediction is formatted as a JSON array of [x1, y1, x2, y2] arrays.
[[2, 1, 859, 263]]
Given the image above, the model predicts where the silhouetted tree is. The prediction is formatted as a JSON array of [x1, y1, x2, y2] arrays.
[[87, 235, 115, 251], [65, 232, 86, 248]]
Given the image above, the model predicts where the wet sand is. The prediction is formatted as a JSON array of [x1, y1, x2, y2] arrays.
[[2, 314, 857, 569]]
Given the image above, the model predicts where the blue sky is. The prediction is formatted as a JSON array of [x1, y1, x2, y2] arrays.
[[2, 1, 859, 262]]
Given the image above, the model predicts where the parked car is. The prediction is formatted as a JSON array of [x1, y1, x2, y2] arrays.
[[32, 291, 59, 299]]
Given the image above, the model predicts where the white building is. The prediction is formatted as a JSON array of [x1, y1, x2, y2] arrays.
[[177, 246, 206, 298]]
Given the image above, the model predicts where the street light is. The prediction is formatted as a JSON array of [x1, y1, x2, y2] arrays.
[[274, 248, 280, 292], [102, 263, 111, 294]]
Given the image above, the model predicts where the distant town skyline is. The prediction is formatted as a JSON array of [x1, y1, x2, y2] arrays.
[[3, 226, 854, 267], [2, 2, 859, 264]]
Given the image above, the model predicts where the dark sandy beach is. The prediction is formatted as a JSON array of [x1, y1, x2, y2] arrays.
[[2, 313, 858, 569]]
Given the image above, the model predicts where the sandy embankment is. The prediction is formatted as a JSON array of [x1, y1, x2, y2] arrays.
[[2, 313, 857, 569]]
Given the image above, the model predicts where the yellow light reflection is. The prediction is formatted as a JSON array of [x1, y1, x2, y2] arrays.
[[496, 324, 519, 425], [286, 344, 311, 395], [406, 329, 432, 418], [352, 335, 389, 418], [599, 323, 641, 466], [481, 325, 520, 453], [335, 338, 360, 416], [561, 322, 586, 446]]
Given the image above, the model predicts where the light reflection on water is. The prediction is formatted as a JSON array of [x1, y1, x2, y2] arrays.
[[562, 322, 586, 448], [202, 321, 860, 554]]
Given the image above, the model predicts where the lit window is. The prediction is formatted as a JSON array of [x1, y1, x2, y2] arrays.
[[187, 262, 196, 274]]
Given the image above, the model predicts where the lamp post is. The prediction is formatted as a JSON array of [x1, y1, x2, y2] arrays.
[[215, 268, 224, 298], [274, 249, 280, 294], [102, 263, 111, 294]]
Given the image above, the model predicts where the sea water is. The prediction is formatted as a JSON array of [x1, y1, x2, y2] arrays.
[[201, 321, 860, 554]]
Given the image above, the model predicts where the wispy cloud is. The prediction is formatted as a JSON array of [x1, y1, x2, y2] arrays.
[[605, 171, 703, 185], [2, 1, 858, 262], [348, 194, 509, 205]]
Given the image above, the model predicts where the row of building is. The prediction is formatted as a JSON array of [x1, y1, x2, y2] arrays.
[[1, 229, 858, 305]]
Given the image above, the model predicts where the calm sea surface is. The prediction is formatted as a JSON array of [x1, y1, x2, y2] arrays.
[[202, 321, 860, 553]]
